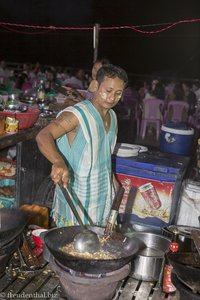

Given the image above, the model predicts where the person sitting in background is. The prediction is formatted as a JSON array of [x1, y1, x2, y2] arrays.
[[137, 79, 150, 103], [61, 68, 87, 101], [165, 83, 188, 122], [182, 81, 197, 116], [168, 83, 184, 101], [144, 81, 165, 100], [14, 72, 32, 92], [141, 81, 165, 127], [63, 68, 85, 89], [59, 59, 110, 102], [0, 60, 11, 82], [44, 68, 58, 93], [22, 62, 35, 80], [31, 61, 43, 79], [88, 58, 110, 93], [36, 64, 128, 227], [193, 80, 200, 102]]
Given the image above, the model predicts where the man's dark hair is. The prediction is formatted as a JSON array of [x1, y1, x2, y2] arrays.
[[96, 64, 128, 87]]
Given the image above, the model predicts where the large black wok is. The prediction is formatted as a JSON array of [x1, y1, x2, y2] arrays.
[[44, 225, 139, 274], [168, 252, 200, 293], [0, 208, 28, 247]]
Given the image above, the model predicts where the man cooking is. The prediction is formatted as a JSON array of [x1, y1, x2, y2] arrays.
[[36, 64, 128, 227]]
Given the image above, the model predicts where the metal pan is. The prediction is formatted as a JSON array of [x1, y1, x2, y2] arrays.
[[44, 225, 139, 274], [162, 225, 200, 252], [168, 252, 200, 293], [0, 208, 28, 247]]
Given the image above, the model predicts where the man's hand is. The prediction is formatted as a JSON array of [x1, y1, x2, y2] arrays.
[[51, 160, 69, 188]]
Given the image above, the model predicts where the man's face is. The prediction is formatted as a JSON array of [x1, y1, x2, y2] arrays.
[[94, 76, 125, 109]]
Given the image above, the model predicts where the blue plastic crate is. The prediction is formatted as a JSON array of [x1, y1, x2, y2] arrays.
[[0, 179, 15, 208]]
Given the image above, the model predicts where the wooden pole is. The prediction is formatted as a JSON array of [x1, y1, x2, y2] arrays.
[[93, 23, 100, 63]]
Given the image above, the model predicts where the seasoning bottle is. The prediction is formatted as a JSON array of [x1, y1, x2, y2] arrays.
[[162, 227, 179, 294]]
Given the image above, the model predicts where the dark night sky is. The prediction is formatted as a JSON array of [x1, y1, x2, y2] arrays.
[[0, 0, 200, 79]]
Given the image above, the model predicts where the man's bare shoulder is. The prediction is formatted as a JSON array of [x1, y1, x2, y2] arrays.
[[57, 109, 78, 120], [53, 110, 79, 131]]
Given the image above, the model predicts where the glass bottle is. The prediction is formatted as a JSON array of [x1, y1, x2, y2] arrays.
[[6, 94, 19, 110], [37, 79, 46, 113], [37, 79, 45, 103], [162, 227, 179, 294]]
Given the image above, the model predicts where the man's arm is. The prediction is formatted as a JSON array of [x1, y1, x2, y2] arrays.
[[36, 111, 78, 187]]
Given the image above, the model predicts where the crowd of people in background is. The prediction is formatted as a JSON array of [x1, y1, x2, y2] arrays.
[[0, 58, 200, 126]]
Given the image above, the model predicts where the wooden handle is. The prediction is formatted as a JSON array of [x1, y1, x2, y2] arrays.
[[111, 186, 125, 211], [125, 186, 137, 214], [103, 187, 125, 238]]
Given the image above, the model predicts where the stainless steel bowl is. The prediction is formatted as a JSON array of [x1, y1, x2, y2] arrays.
[[125, 232, 170, 281]]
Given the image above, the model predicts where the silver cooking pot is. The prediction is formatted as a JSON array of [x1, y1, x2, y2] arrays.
[[125, 232, 170, 281]]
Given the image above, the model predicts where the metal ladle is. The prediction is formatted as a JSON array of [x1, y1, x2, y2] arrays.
[[73, 186, 125, 252], [60, 185, 125, 253], [59, 185, 100, 253]]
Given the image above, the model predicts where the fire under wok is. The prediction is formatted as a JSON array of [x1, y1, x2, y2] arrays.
[[44, 225, 139, 274], [0, 208, 28, 247]]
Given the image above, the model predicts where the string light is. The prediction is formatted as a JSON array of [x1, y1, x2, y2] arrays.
[[0, 18, 199, 35]]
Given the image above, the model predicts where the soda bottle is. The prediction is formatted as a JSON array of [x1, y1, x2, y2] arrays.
[[162, 227, 179, 294]]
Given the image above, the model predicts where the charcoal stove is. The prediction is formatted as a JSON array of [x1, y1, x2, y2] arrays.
[[48, 255, 130, 300], [0, 235, 22, 276], [0, 260, 180, 300], [172, 273, 200, 300], [0, 228, 180, 300]]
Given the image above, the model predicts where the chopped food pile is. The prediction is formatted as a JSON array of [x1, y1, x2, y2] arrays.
[[0, 185, 15, 198], [0, 161, 16, 177], [61, 236, 117, 260]]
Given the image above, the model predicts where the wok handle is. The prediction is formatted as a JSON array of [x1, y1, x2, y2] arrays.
[[111, 186, 125, 211], [104, 186, 125, 238], [59, 185, 85, 228], [125, 186, 137, 214], [53, 84, 83, 102]]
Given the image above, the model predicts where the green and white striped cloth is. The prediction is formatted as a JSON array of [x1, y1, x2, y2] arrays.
[[51, 100, 118, 227]]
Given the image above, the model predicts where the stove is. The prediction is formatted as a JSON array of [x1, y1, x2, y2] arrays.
[[172, 273, 200, 300], [0, 232, 180, 300], [49, 257, 130, 300], [0, 260, 181, 300], [0, 235, 21, 276]]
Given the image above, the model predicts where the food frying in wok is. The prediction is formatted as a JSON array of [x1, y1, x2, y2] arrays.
[[60, 235, 123, 260]]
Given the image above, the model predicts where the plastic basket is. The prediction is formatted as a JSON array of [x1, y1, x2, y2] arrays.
[[0, 179, 15, 208], [0, 107, 40, 129]]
